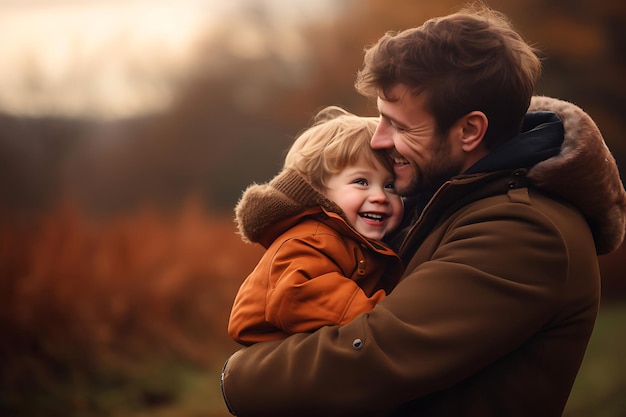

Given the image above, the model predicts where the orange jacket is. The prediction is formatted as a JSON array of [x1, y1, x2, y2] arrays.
[[228, 171, 403, 345]]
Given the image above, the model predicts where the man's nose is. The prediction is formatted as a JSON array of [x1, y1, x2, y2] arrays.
[[371, 122, 394, 149]]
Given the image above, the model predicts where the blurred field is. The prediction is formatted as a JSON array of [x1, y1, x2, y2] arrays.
[[0, 197, 624, 417], [0, 197, 260, 416], [564, 302, 626, 417]]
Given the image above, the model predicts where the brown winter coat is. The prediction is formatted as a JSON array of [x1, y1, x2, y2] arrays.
[[228, 169, 403, 345], [221, 97, 626, 417]]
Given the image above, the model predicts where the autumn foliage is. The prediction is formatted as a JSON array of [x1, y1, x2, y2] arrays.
[[0, 197, 262, 400]]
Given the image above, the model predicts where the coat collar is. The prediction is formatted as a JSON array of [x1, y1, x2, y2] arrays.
[[404, 96, 626, 255]]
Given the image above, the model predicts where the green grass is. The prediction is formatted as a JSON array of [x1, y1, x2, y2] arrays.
[[104, 364, 232, 417], [0, 359, 232, 417], [563, 302, 626, 417]]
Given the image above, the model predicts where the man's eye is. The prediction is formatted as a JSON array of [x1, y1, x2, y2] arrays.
[[391, 122, 405, 133]]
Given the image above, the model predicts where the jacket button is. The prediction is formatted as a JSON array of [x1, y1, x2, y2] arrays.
[[352, 339, 363, 349], [357, 260, 366, 275]]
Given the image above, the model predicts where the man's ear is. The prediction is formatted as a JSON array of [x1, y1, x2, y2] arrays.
[[459, 111, 488, 152]]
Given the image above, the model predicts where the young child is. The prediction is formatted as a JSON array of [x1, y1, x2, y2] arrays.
[[228, 106, 404, 346]]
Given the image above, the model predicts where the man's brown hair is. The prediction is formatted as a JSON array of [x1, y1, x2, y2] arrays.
[[355, 4, 542, 148]]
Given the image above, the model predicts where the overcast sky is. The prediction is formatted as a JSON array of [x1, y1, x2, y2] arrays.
[[0, 0, 338, 119]]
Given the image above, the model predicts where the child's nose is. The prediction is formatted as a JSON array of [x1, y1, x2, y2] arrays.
[[369, 187, 389, 203]]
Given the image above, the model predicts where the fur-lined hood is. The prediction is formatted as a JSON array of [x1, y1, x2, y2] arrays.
[[235, 169, 343, 246], [526, 96, 626, 255]]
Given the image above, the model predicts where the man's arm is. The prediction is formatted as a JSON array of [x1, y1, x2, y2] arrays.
[[221, 200, 571, 416]]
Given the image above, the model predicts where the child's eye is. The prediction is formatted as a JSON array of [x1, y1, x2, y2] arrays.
[[354, 179, 368, 186], [385, 182, 398, 193]]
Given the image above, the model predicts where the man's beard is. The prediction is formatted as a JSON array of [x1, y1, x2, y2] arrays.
[[398, 163, 457, 196], [398, 139, 464, 197]]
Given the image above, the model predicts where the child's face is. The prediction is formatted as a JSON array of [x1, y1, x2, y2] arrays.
[[325, 157, 403, 241]]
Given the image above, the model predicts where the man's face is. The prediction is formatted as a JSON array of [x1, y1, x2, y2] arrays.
[[371, 84, 465, 196]]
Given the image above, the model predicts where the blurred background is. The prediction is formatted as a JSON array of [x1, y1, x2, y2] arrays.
[[0, 0, 624, 416]]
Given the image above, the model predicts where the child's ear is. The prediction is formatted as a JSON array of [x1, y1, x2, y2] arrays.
[[459, 111, 488, 152]]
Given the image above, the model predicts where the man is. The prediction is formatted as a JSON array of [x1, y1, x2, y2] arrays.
[[221, 5, 626, 417]]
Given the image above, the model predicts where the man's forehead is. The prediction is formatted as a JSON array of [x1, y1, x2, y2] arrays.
[[378, 83, 424, 104]]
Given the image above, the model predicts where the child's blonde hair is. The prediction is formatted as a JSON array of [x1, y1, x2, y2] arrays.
[[283, 106, 393, 192]]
